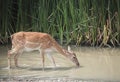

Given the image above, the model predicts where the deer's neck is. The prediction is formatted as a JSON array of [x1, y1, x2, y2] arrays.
[[53, 44, 69, 57]]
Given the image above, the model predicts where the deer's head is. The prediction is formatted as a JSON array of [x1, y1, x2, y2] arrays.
[[64, 46, 80, 67]]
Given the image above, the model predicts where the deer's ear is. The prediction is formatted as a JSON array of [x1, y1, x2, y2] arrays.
[[68, 46, 71, 52]]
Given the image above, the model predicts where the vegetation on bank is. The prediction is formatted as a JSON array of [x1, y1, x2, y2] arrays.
[[0, 0, 120, 47]]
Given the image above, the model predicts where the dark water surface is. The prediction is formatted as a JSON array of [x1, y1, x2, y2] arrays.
[[0, 45, 120, 82]]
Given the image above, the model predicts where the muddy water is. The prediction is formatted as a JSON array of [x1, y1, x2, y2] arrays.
[[0, 45, 120, 81]]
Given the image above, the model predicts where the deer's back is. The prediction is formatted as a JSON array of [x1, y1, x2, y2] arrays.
[[11, 32, 56, 49]]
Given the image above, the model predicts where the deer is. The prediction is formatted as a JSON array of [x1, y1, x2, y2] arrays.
[[8, 31, 80, 70]]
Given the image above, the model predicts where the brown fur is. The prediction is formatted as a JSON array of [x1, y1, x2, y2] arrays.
[[8, 31, 80, 69]]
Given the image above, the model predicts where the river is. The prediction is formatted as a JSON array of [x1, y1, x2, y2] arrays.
[[0, 45, 120, 82]]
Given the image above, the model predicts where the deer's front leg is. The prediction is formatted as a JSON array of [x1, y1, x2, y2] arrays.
[[41, 51, 45, 71], [47, 53, 56, 67], [51, 55, 56, 67]]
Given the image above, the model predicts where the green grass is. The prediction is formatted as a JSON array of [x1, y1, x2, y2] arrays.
[[0, 0, 120, 47]]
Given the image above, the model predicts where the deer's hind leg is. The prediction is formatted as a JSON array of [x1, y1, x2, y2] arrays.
[[8, 50, 12, 68], [14, 50, 23, 67], [8, 48, 18, 68], [8, 47, 23, 68]]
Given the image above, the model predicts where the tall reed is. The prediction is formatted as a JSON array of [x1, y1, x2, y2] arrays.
[[0, 0, 120, 47]]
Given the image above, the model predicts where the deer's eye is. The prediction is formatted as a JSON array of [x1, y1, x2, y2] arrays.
[[72, 55, 76, 58]]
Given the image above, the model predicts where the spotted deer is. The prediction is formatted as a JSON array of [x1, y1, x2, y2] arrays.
[[8, 32, 80, 70]]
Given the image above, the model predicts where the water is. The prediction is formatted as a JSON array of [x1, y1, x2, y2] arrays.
[[0, 45, 120, 82]]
